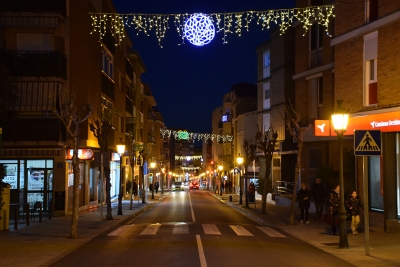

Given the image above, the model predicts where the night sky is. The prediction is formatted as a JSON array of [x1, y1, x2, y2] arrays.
[[112, 0, 295, 133]]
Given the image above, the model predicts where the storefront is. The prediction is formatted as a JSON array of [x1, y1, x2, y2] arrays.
[[315, 108, 400, 231], [0, 159, 54, 213]]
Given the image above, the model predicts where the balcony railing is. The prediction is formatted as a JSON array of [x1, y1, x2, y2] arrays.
[[101, 73, 114, 101], [0, 0, 66, 15], [1, 51, 67, 79]]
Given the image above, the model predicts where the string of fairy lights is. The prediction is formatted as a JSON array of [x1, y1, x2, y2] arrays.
[[175, 156, 203, 161], [160, 129, 234, 143], [89, 5, 334, 47]]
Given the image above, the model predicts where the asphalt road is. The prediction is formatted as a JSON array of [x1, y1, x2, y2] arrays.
[[50, 190, 355, 267]]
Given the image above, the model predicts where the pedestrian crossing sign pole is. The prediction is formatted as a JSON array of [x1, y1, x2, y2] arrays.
[[354, 130, 381, 156]]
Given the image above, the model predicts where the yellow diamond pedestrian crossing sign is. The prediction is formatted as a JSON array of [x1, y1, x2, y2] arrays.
[[354, 130, 381, 156]]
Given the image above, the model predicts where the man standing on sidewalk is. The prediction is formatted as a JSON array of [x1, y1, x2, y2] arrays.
[[311, 178, 326, 222]]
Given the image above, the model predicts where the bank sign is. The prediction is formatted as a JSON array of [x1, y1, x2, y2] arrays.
[[315, 110, 400, 136]]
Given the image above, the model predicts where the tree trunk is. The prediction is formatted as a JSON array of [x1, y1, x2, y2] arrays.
[[261, 155, 272, 214], [105, 167, 113, 220], [289, 145, 303, 225], [70, 140, 80, 238]]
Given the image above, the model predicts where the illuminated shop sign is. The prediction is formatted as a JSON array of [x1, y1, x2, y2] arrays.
[[66, 149, 94, 160], [315, 111, 400, 136]]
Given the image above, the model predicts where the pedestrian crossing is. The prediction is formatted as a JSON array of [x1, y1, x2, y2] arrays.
[[107, 223, 286, 238]]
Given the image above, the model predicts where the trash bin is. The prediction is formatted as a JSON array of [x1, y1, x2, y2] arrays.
[[229, 195, 232, 202], [0, 184, 11, 230]]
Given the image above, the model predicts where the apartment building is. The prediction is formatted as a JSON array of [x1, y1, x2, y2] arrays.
[[0, 0, 164, 216], [331, 0, 400, 232], [256, 27, 296, 194]]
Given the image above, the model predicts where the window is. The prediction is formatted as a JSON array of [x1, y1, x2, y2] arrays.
[[317, 77, 323, 106], [263, 50, 270, 78], [365, 0, 378, 23], [264, 88, 270, 100], [263, 82, 270, 110], [310, 0, 323, 5], [309, 149, 322, 169], [364, 31, 378, 106], [310, 23, 323, 67], [102, 49, 114, 79], [306, 74, 322, 119]]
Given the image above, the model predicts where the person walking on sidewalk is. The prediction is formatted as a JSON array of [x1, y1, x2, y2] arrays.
[[155, 181, 159, 194], [311, 177, 326, 222], [346, 190, 364, 235], [297, 183, 311, 224], [329, 184, 340, 235]]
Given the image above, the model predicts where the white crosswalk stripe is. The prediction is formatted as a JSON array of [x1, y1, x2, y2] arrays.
[[256, 226, 286, 237], [140, 223, 161, 235], [229, 225, 254, 236], [202, 224, 221, 235], [107, 225, 135, 236]]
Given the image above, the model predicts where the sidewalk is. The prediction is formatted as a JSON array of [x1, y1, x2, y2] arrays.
[[215, 192, 400, 267], [1, 190, 399, 267], [0, 191, 167, 267]]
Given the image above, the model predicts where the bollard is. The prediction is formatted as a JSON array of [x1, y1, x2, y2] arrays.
[[229, 195, 232, 202], [14, 205, 18, 230], [26, 203, 30, 226], [39, 202, 42, 223]]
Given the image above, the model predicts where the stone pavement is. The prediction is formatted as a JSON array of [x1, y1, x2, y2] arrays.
[[1, 190, 400, 267]]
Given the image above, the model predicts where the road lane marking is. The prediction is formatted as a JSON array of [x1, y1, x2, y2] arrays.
[[173, 223, 189, 234], [256, 226, 286, 237], [196, 235, 208, 267], [189, 193, 196, 222], [229, 225, 254, 236], [107, 225, 135, 236], [202, 224, 221, 235], [140, 223, 161, 235]]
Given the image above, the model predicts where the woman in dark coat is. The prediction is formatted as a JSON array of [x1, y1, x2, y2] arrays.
[[297, 183, 311, 224]]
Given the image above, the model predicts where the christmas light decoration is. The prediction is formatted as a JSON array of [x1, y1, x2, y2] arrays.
[[181, 167, 201, 171], [175, 155, 203, 161], [184, 13, 215, 46], [89, 5, 334, 47], [160, 129, 234, 143]]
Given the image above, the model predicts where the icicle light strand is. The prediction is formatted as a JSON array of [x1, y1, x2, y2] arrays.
[[89, 5, 334, 47]]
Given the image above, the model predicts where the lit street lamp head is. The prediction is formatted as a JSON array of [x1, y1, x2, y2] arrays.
[[331, 100, 349, 136]]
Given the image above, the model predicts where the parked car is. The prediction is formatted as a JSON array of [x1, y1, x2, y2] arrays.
[[190, 181, 199, 190], [172, 182, 184, 191]]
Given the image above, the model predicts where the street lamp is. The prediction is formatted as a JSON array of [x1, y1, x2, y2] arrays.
[[236, 154, 243, 205], [331, 100, 349, 248], [218, 165, 223, 196], [150, 161, 156, 199], [116, 139, 125, 215]]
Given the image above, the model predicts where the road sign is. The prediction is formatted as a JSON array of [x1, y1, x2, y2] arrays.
[[354, 130, 381, 156]]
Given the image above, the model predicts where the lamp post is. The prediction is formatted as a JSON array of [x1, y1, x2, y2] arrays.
[[218, 165, 223, 196], [116, 139, 125, 215], [150, 161, 156, 199], [137, 152, 146, 204], [331, 100, 349, 248], [161, 168, 165, 194], [237, 155, 243, 205]]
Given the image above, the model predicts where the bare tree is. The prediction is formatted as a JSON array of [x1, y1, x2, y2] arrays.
[[89, 107, 117, 220], [52, 92, 92, 238], [281, 101, 310, 225], [255, 126, 278, 214]]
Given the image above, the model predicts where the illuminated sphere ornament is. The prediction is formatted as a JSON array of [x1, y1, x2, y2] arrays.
[[184, 13, 215, 46]]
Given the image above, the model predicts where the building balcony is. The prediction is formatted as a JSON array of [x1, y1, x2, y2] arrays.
[[1, 51, 67, 79], [7, 81, 65, 112], [101, 73, 114, 101], [0, 0, 67, 15], [125, 97, 133, 115]]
